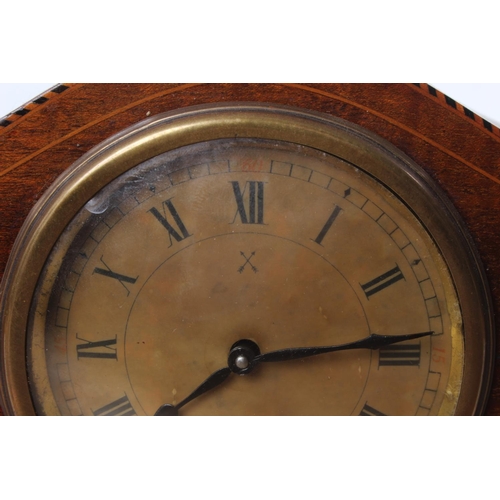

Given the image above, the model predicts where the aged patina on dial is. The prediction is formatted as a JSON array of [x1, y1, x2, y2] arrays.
[[0, 104, 493, 415]]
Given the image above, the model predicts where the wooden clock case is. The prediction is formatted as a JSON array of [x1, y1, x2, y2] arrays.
[[0, 83, 499, 415]]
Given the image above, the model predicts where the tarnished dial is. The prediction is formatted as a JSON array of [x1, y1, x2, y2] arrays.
[[0, 105, 493, 415]]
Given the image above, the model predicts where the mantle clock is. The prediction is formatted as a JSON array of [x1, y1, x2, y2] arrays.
[[0, 83, 498, 416]]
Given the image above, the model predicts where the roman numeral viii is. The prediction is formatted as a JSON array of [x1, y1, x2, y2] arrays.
[[149, 198, 192, 246], [231, 181, 265, 224], [360, 265, 405, 299], [379, 343, 421, 367], [92, 395, 137, 416]]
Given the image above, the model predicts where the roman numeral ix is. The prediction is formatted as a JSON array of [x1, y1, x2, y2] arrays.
[[76, 336, 117, 360], [92, 394, 137, 416]]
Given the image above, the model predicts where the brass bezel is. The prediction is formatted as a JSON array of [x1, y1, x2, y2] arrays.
[[0, 103, 494, 415]]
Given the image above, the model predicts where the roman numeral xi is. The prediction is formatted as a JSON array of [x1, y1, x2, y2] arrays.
[[149, 198, 192, 246]]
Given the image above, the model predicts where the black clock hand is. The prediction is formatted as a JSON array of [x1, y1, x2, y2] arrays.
[[155, 339, 261, 415], [155, 367, 232, 416], [155, 332, 432, 415], [253, 331, 433, 363]]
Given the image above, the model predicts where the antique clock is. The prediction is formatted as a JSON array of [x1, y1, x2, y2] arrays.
[[0, 84, 498, 416]]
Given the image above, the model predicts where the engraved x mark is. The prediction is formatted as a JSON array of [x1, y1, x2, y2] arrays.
[[238, 251, 258, 274]]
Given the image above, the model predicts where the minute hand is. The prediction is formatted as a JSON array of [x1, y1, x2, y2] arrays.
[[253, 331, 433, 363]]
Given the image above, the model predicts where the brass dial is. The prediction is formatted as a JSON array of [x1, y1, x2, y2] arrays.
[[0, 105, 493, 415]]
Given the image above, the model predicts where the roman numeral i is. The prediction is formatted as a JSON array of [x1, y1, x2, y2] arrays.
[[313, 205, 342, 245]]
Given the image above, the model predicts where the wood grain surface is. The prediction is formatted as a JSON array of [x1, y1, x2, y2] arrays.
[[1, 83, 499, 415]]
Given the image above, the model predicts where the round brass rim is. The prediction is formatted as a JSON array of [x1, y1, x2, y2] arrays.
[[0, 103, 494, 415]]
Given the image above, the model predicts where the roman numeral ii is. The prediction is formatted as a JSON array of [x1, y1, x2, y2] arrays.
[[360, 265, 405, 298]]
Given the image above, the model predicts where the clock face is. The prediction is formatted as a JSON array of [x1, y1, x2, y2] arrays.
[[0, 105, 493, 415]]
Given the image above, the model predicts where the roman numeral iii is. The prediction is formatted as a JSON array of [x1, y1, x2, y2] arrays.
[[379, 343, 421, 367]]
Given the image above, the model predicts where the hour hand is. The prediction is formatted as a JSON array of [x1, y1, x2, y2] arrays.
[[155, 366, 232, 416], [154, 340, 261, 415]]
